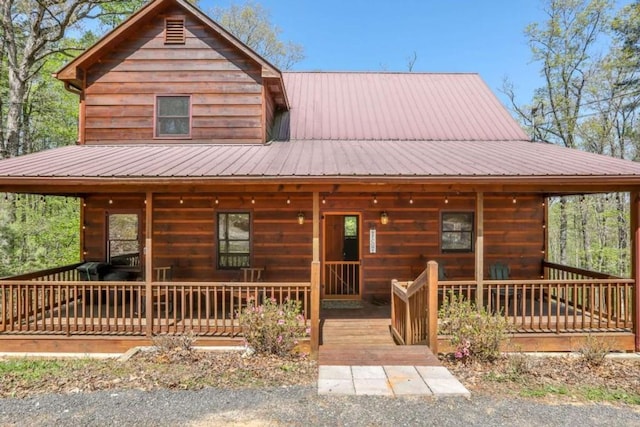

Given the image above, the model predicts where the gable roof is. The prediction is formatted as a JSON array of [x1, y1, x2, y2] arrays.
[[55, 0, 288, 107], [282, 72, 528, 141]]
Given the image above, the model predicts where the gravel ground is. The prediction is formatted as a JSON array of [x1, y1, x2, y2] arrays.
[[1, 386, 639, 427]]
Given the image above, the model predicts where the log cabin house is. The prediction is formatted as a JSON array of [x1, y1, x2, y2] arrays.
[[0, 0, 639, 355]]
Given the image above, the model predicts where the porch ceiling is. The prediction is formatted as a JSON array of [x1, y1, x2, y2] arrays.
[[1, 140, 640, 194]]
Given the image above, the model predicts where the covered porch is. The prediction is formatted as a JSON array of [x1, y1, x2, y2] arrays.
[[1, 186, 638, 354]]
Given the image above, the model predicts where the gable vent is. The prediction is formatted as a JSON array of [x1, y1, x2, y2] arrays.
[[165, 18, 185, 44]]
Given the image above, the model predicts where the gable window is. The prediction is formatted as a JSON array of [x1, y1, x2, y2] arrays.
[[155, 95, 191, 138], [217, 212, 251, 269], [441, 212, 474, 253], [165, 17, 185, 44]]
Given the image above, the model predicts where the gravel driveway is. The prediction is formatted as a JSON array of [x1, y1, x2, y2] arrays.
[[1, 386, 639, 427]]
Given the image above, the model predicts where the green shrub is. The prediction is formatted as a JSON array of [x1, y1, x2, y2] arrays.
[[438, 293, 510, 362], [238, 297, 307, 356]]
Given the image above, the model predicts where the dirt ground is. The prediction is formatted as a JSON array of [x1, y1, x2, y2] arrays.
[[1, 347, 639, 406]]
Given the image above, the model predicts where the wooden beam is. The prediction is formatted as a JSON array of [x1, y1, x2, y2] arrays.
[[632, 191, 640, 352], [310, 192, 320, 356], [475, 192, 484, 308], [145, 191, 153, 336], [543, 195, 549, 279], [427, 260, 438, 353]]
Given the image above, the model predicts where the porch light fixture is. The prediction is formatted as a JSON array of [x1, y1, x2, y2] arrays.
[[322, 196, 326, 204], [286, 197, 291, 204], [297, 212, 305, 225], [409, 194, 414, 204], [179, 197, 184, 204], [373, 194, 378, 204], [108, 198, 113, 205], [444, 196, 449, 204], [512, 196, 517, 204], [251, 197, 255, 204], [214, 196, 219, 205], [380, 211, 389, 225]]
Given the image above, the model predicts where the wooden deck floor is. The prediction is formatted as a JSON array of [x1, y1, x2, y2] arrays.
[[318, 301, 440, 366]]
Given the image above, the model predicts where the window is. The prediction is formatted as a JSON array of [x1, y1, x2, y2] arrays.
[[155, 96, 191, 138], [344, 215, 358, 238], [217, 212, 251, 269], [107, 212, 140, 264], [441, 212, 474, 253]]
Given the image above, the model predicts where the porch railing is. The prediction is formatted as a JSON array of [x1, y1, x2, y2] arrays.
[[390, 261, 438, 351], [324, 261, 359, 297], [1, 264, 310, 336], [391, 261, 635, 351]]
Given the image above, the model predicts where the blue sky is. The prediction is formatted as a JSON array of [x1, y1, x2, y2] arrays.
[[201, 1, 630, 107]]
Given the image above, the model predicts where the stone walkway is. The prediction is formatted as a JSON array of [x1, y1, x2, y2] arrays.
[[318, 365, 470, 397]]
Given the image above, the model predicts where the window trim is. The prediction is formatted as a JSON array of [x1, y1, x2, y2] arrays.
[[216, 211, 252, 270], [440, 211, 474, 253], [154, 94, 192, 139]]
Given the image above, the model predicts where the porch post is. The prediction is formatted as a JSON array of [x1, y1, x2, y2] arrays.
[[310, 192, 321, 356], [475, 192, 484, 308], [145, 191, 153, 337], [632, 191, 640, 351]]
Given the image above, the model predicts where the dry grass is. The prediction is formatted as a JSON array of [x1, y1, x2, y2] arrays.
[[444, 354, 640, 405]]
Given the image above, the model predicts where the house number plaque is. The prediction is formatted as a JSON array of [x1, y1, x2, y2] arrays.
[[369, 228, 376, 253]]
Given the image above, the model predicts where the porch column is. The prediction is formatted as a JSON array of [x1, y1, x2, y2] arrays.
[[632, 191, 640, 351], [475, 192, 484, 308], [310, 192, 321, 356], [145, 191, 153, 337]]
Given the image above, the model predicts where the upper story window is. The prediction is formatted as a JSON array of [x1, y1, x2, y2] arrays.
[[441, 212, 474, 253], [155, 95, 191, 138], [165, 17, 185, 44]]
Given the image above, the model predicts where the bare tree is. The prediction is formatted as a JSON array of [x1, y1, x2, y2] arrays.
[[211, 1, 304, 70], [0, 0, 113, 159]]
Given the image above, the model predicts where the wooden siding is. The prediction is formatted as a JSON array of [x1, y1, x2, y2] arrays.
[[83, 194, 146, 263], [82, 192, 544, 300], [83, 5, 265, 144]]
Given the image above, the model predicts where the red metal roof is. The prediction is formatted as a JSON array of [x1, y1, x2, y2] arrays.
[[1, 140, 640, 181], [282, 72, 529, 141]]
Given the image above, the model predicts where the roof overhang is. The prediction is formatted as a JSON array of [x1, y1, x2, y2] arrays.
[[2, 141, 640, 196]]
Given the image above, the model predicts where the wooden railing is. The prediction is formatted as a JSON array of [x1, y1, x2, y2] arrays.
[[1, 263, 83, 281], [483, 278, 634, 333], [390, 260, 634, 349], [324, 261, 359, 297], [390, 261, 438, 351], [110, 252, 140, 267], [1, 279, 310, 336]]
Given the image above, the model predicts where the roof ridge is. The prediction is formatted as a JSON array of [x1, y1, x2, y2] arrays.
[[282, 71, 480, 75]]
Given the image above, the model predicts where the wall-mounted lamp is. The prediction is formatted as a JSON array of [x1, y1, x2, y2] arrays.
[[179, 197, 184, 204], [286, 197, 291, 205], [444, 195, 449, 204], [214, 196, 219, 205], [297, 212, 305, 225], [108, 198, 113, 205], [373, 194, 378, 204], [380, 211, 389, 225], [251, 196, 256, 204], [512, 196, 517, 204], [409, 193, 414, 204], [322, 196, 326, 204]]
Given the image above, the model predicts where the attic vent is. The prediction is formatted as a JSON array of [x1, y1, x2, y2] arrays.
[[165, 17, 185, 44]]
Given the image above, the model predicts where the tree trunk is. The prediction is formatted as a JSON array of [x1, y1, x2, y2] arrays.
[[559, 196, 568, 265], [3, 68, 27, 158]]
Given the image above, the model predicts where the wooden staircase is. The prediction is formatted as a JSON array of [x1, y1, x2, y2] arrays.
[[318, 303, 440, 366]]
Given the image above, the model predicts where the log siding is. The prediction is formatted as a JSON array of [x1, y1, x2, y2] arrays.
[[83, 6, 264, 144]]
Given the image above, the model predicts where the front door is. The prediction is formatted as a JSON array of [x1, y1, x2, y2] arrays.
[[322, 214, 361, 299]]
